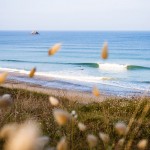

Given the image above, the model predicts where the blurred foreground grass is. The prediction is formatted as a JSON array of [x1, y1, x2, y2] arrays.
[[0, 87, 149, 150]]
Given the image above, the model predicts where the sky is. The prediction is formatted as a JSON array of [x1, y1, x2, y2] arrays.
[[0, 0, 150, 31]]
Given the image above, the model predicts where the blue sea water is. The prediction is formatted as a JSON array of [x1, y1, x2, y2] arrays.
[[0, 31, 150, 96]]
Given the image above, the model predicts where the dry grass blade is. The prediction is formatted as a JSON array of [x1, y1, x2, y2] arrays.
[[124, 94, 148, 138], [101, 42, 108, 59], [29, 67, 36, 78], [124, 103, 150, 150], [0, 72, 8, 84], [48, 43, 61, 56], [92, 86, 100, 96]]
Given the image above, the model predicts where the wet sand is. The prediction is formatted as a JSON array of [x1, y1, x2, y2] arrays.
[[1, 71, 146, 103], [1, 75, 109, 104]]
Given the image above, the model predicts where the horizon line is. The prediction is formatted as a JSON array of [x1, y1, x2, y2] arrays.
[[0, 30, 150, 32]]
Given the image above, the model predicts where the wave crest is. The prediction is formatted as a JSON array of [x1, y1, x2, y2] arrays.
[[99, 63, 127, 71], [76, 63, 150, 71], [98, 63, 150, 71], [0, 59, 150, 71]]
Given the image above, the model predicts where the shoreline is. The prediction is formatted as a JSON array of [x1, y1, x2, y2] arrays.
[[0, 70, 149, 101], [1, 78, 108, 104]]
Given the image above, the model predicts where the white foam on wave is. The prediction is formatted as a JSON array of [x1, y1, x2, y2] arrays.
[[98, 63, 128, 71], [0, 67, 113, 83], [0, 67, 149, 93], [39, 73, 113, 83], [37, 69, 150, 93], [0, 67, 29, 74], [36, 72, 114, 83], [102, 81, 150, 92]]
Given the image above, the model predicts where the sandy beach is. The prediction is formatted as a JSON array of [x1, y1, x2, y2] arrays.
[[1, 71, 109, 104]]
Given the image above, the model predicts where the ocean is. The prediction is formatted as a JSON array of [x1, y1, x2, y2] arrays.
[[0, 31, 150, 96]]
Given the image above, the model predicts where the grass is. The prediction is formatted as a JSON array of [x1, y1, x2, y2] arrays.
[[0, 86, 149, 150]]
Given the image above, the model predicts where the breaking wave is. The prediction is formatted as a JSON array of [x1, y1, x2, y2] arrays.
[[73, 63, 150, 71], [1, 59, 150, 71]]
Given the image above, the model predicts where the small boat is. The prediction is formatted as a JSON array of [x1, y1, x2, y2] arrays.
[[31, 31, 39, 35]]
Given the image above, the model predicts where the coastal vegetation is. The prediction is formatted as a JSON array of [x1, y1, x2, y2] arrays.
[[0, 86, 149, 150]]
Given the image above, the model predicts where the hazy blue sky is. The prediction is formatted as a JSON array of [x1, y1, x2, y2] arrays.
[[0, 0, 150, 31]]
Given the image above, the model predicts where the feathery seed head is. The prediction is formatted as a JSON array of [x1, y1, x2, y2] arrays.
[[0, 123, 18, 139], [87, 134, 98, 148], [29, 67, 36, 78], [0, 72, 8, 84], [71, 110, 76, 116], [117, 138, 125, 146], [99, 132, 110, 144], [49, 96, 59, 106], [0, 94, 13, 109], [53, 109, 70, 126], [92, 86, 100, 97], [4, 120, 41, 150], [57, 137, 68, 150], [101, 42, 108, 59], [137, 139, 148, 150], [115, 122, 127, 135], [48, 43, 61, 56], [78, 122, 87, 131]]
